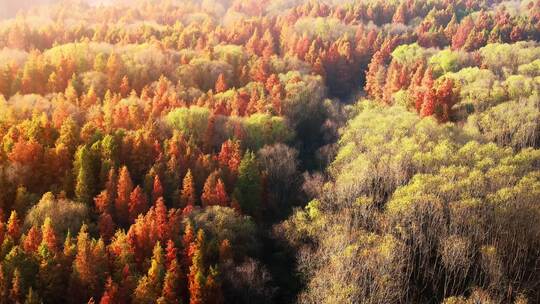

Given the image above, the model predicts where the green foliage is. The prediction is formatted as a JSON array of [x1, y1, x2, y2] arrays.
[[293, 17, 355, 42], [74, 145, 98, 205], [166, 106, 211, 142], [241, 114, 292, 150], [283, 96, 540, 303], [167, 108, 293, 151], [233, 151, 262, 216], [392, 43, 434, 66], [518, 59, 540, 77], [332, 101, 460, 204], [429, 49, 472, 77], [387, 142, 540, 297], [480, 41, 540, 76], [187, 206, 260, 258], [464, 95, 540, 149], [504, 74, 540, 99]]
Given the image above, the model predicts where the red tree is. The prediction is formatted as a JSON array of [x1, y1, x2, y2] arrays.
[[215, 73, 228, 93], [94, 190, 113, 215], [181, 170, 196, 207], [452, 16, 474, 50], [23, 226, 42, 253], [115, 166, 133, 226], [435, 78, 458, 122], [201, 171, 220, 207], [41, 218, 58, 252], [98, 213, 115, 241], [129, 186, 149, 222], [161, 259, 182, 304], [152, 175, 164, 205], [100, 277, 119, 304]]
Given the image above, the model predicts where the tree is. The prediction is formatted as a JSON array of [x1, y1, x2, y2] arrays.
[[152, 175, 164, 205], [133, 275, 154, 304], [452, 16, 474, 50], [365, 50, 387, 100], [219, 239, 232, 263], [414, 67, 434, 113], [182, 223, 195, 265], [119, 76, 130, 97], [155, 198, 169, 242], [82, 86, 98, 108], [99, 277, 118, 304], [181, 170, 196, 207], [218, 139, 241, 176], [160, 259, 181, 304], [56, 117, 79, 154], [23, 226, 42, 254], [129, 186, 149, 222], [74, 145, 97, 206], [205, 267, 223, 304], [215, 73, 228, 93], [258, 144, 299, 213], [106, 53, 125, 92], [94, 191, 113, 216], [419, 87, 437, 117], [392, 2, 407, 24], [233, 151, 262, 215], [7, 211, 21, 241], [188, 230, 206, 304], [133, 242, 165, 304], [10, 269, 23, 303], [71, 225, 108, 301], [214, 180, 229, 207], [201, 171, 229, 207], [25, 192, 88, 238], [115, 166, 134, 226], [148, 242, 165, 293], [41, 217, 57, 253], [98, 213, 115, 241], [24, 287, 42, 304]]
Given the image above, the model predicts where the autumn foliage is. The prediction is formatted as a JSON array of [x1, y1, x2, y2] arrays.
[[1, 0, 540, 303]]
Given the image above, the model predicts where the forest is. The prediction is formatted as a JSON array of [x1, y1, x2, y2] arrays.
[[0, 0, 539, 303]]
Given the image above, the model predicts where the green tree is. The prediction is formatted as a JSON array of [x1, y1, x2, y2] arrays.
[[233, 151, 262, 215], [74, 145, 97, 205], [133, 242, 165, 304]]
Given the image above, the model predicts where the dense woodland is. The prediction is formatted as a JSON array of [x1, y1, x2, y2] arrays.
[[0, 0, 539, 303]]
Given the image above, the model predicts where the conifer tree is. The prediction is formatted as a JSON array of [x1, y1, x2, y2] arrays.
[[133, 242, 165, 304], [41, 217, 57, 253], [74, 145, 97, 205], [24, 288, 42, 304], [7, 211, 21, 241], [233, 151, 262, 215], [10, 269, 23, 303], [215, 73, 228, 93], [99, 277, 118, 304], [160, 259, 181, 304], [148, 242, 165, 293], [129, 186, 149, 222], [188, 230, 206, 304], [152, 175, 164, 205], [181, 170, 196, 207], [22, 226, 41, 253], [115, 166, 133, 226]]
